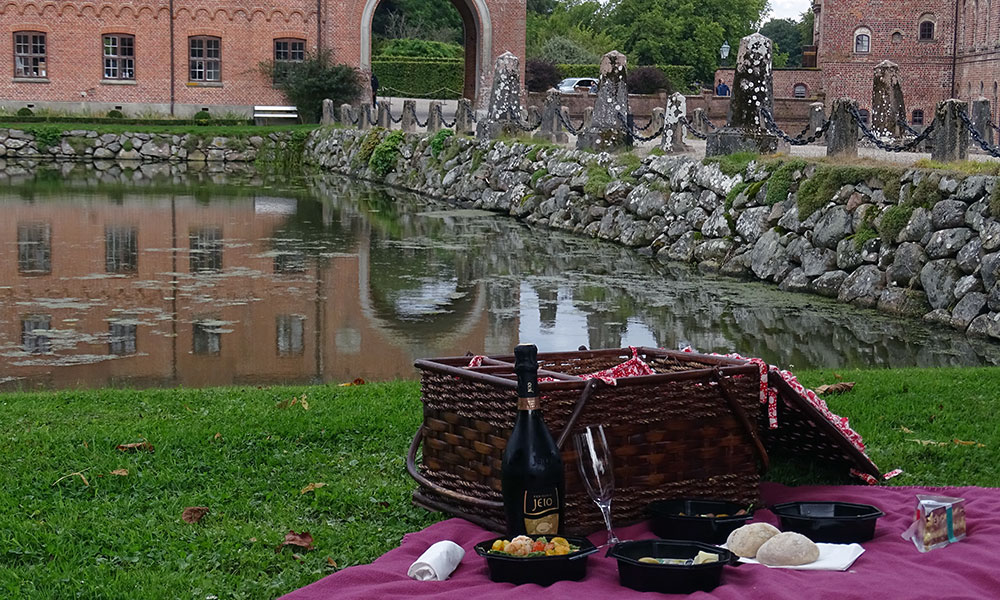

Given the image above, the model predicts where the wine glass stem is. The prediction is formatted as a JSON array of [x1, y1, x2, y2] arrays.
[[599, 502, 619, 544]]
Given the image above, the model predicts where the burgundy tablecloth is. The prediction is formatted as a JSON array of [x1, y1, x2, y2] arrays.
[[279, 483, 1000, 600]]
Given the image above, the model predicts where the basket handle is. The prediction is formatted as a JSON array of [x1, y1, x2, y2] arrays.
[[555, 378, 600, 450], [405, 424, 505, 510], [712, 366, 769, 472]]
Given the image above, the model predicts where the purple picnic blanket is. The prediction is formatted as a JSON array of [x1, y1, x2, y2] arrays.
[[279, 483, 1000, 600]]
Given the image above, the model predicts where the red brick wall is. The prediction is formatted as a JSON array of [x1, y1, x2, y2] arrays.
[[0, 0, 525, 116], [712, 68, 825, 101]]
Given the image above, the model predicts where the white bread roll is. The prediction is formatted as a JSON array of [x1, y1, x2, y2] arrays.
[[725, 522, 780, 558], [755, 531, 820, 566]]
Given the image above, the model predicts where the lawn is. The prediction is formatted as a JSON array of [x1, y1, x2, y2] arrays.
[[1, 367, 999, 598]]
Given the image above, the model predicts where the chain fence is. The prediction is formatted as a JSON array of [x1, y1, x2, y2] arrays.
[[848, 105, 936, 153], [557, 111, 584, 135], [680, 116, 707, 140], [759, 108, 830, 145], [958, 107, 1000, 158], [617, 114, 664, 142]]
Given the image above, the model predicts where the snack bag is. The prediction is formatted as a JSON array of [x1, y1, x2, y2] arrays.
[[902, 495, 967, 552]]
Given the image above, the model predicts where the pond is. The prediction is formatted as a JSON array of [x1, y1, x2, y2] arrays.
[[2, 162, 999, 391]]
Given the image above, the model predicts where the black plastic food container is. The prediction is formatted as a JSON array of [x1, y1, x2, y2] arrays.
[[609, 539, 738, 594], [771, 501, 884, 543], [647, 499, 754, 543], [474, 536, 597, 586]]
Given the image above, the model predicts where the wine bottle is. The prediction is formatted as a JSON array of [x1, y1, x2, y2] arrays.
[[501, 343, 565, 536]]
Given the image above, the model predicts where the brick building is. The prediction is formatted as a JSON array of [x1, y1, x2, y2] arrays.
[[0, 0, 524, 117]]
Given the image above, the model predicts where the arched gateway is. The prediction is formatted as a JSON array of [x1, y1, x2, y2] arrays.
[[0, 0, 524, 115]]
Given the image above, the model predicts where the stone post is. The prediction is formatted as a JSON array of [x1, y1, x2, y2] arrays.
[[582, 107, 593, 130], [808, 102, 825, 144], [455, 98, 475, 135], [535, 89, 568, 143], [358, 104, 373, 130], [401, 100, 417, 133], [358, 69, 374, 108], [692, 108, 708, 136], [376, 100, 392, 128], [970, 97, 993, 147], [931, 99, 970, 162], [340, 104, 354, 127], [706, 33, 788, 156], [576, 50, 631, 151], [659, 92, 689, 154], [476, 51, 523, 140], [826, 98, 859, 158], [871, 60, 906, 139], [427, 100, 443, 133], [321, 99, 336, 126]]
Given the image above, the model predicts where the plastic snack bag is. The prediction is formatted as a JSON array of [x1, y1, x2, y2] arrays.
[[902, 495, 967, 552]]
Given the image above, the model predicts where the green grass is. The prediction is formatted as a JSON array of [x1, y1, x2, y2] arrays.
[[3, 368, 1000, 597], [703, 151, 758, 177]]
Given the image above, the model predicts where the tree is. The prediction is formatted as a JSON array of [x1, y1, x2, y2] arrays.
[[799, 8, 815, 46], [760, 18, 802, 67], [268, 51, 362, 123]]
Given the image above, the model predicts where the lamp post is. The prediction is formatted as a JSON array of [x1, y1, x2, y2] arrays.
[[720, 41, 731, 68]]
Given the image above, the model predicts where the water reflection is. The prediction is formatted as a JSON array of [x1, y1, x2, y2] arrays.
[[1, 161, 999, 391]]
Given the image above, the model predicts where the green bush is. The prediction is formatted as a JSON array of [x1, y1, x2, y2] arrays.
[[24, 125, 62, 150], [526, 59, 562, 93], [557, 64, 694, 94], [193, 110, 212, 122], [429, 129, 454, 158], [16, 107, 33, 117], [626, 66, 672, 95], [538, 36, 599, 65], [375, 38, 463, 59], [373, 58, 464, 99], [270, 50, 362, 123], [106, 109, 124, 119], [369, 130, 406, 176]]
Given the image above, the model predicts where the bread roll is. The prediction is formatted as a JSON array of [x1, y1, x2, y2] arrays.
[[725, 522, 780, 558], [755, 531, 820, 566]]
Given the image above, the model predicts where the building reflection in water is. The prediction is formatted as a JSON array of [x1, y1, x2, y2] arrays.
[[2, 163, 1000, 391]]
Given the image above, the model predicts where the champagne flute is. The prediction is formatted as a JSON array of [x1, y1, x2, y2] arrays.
[[574, 424, 619, 546]]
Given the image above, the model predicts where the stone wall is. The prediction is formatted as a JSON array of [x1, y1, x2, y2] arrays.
[[306, 126, 1000, 343], [0, 127, 301, 162]]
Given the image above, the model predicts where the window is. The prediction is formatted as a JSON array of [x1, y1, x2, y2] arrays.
[[105, 226, 137, 273], [912, 109, 924, 125], [22, 315, 51, 354], [919, 21, 935, 40], [276, 315, 305, 356], [18, 222, 51, 274], [891, 32, 903, 43], [103, 34, 135, 80], [193, 321, 221, 355], [14, 31, 46, 78], [189, 226, 223, 273], [273, 38, 305, 83], [858, 109, 870, 125], [109, 322, 137, 355], [793, 84, 808, 98], [189, 36, 221, 82], [855, 33, 871, 53]]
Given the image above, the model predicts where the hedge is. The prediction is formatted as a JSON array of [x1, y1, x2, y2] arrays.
[[557, 64, 694, 93], [373, 58, 465, 99], [0, 116, 253, 126]]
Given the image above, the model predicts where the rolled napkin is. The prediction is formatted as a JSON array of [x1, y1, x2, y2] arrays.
[[407, 540, 466, 581]]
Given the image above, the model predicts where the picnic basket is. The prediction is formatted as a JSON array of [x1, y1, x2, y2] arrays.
[[407, 346, 769, 535]]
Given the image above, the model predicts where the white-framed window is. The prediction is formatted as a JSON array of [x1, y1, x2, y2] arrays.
[[14, 31, 46, 78], [273, 38, 305, 83], [189, 36, 221, 82], [854, 28, 872, 53], [103, 34, 135, 80]]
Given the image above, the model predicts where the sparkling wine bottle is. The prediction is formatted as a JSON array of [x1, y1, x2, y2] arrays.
[[501, 343, 565, 536]]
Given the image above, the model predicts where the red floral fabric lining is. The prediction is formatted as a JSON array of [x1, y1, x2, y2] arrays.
[[466, 346, 654, 386]]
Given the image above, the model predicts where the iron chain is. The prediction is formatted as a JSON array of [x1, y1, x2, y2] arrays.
[[759, 108, 830, 146], [557, 111, 583, 135], [958, 107, 1000, 158], [617, 113, 664, 142], [632, 114, 657, 132], [515, 114, 544, 132], [848, 105, 936, 153], [897, 117, 922, 137], [680, 116, 707, 140], [435, 105, 457, 128]]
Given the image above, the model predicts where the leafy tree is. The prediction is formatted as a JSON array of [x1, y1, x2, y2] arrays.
[[627, 66, 673, 94], [526, 59, 563, 92], [761, 18, 802, 67], [268, 51, 362, 123], [373, 0, 463, 44], [528, 0, 558, 15], [538, 36, 599, 64], [375, 38, 464, 59], [526, 1, 618, 62], [799, 8, 815, 46]]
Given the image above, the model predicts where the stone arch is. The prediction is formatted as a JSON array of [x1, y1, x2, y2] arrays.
[[359, 0, 491, 101]]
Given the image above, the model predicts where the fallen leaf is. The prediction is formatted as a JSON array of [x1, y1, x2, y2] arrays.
[[326, 557, 338, 568], [82, 440, 89, 449], [908, 438, 948, 446], [110, 469, 129, 476], [815, 382, 856, 395], [301, 482, 327, 494], [214, 433, 222, 440], [277, 530, 314, 552], [276, 395, 309, 410], [116, 440, 154, 453], [833, 372, 843, 380], [954, 439, 985, 447], [249, 537, 258, 543], [182, 507, 210, 523], [51, 470, 90, 487], [338, 378, 366, 387], [292, 553, 304, 562], [900, 426, 914, 434]]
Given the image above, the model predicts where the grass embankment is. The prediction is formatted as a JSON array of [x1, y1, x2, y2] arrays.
[[0, 122, 320, 137], [2, 367, 999, 598]]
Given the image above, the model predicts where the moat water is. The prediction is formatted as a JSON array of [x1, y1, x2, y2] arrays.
[[2, 162, 998, 391]]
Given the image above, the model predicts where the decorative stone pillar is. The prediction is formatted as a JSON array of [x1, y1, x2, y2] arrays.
[[931, 99, 969, 162], [401, 100, 417, 133], [576, 50, 631, 151], [455, 98, 475, 135], [358, 104, 373, 130], [871, 60, 905, 139], [476, 52, 523, 140], [535, 89, 568, 143], [659, 92, 689, 154], [582, 107, 594, 130], [358, 69, 374, 108], [427, 100, 443, 133], [808, 102, 825, 144], [692, 108, 708, 136], [321, 99, 336, 126], [970, 97, 993, 147], [340, 104, 354, 127], [376, 100, 392, 128], [706, 33, 788, 156], [826, 98, 859, 158]]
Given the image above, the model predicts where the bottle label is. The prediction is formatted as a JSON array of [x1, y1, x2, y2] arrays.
[[517, 396, 541, 410], [523, 489, 559, 535]]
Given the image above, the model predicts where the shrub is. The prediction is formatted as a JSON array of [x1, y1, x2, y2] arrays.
[[429, 129, 454, 158], [369, 130, 406, 176], [375, 38, 463, 59], [24, 125, 61, 150], [370, 58, 463, 99], [537, 36, 598, 65], [16, 107, 33, 117], [526, 59, 562, 93], [269, 50, 362, 123], [626, 66, 672, 95], [193, 110, 212, 122], [106, 109, 124, 119]]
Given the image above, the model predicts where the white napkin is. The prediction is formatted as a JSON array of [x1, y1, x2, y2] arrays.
[[407, 540, 466, 581], [735, 543, 865, 571]]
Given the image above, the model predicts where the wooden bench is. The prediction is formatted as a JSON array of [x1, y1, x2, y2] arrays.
[[253, 105, 299, 125]]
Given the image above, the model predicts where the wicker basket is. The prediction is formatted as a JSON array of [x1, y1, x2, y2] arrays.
[[407, 347, 768, 535]]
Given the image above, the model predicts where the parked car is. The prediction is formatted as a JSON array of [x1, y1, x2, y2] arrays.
[[557, 77, 598, 94]]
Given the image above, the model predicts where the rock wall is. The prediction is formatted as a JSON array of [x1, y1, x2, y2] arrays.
[[0, 127, 301, 162], [306, 127, 1000, 343]]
